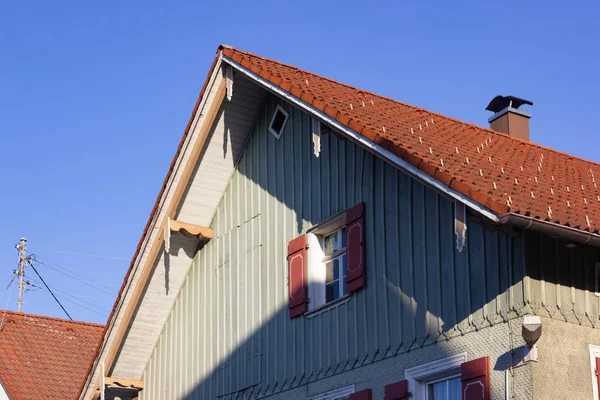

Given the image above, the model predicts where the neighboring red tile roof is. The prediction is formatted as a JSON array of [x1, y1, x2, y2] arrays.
[[220, 46, 600, 234], [0, 310, 103, 399]]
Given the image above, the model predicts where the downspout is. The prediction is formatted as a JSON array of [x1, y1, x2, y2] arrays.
[[500, 213, 600, 247]]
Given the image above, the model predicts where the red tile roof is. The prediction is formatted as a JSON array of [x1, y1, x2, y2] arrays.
[[221, 46, 600, 234], [0, 310, 103, 399]]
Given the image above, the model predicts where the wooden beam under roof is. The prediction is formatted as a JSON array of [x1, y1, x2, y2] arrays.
[[92, 378, 143, 400], [170, 219, 213, 240]]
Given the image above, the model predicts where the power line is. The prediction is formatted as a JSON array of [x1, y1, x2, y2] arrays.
[[29, 255, 119, 296], [48, 249, 130, 261], [31, 254, 120, 286], [29, 263, 72, 320], [34, 259, 117, 295], [26, 277, 114, 301], [32, 283, 109, 315], [33, 286, 108, 318], [0, 283, 16, 330]]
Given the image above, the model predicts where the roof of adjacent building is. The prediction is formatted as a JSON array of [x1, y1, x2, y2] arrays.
[[220, 46, 600, 234], [0, 310, 103, 399]]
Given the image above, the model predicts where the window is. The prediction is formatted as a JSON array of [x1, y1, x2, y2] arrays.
[[323, 227, 347, 302], [405, 353, 467, 400], [427, 376, 461, 400], [589, 345, 600, 399], [308, 385, 355, 400], [287, 203, 365, 319], [268, 105, 289, 139], [307, 215, 349, 312]]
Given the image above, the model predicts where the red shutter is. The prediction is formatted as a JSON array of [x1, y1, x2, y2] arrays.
[[461, 356, 490, 400], [288, 234, 308, 318], [384, 380, 410, 400], [349, 389, 371, 400], [596, 358, 600, 399], [345, 202, 365, 292]]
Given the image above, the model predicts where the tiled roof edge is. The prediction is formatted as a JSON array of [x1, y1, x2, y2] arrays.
[[0, 310, 104, 328], [223, 46, 600, 169]]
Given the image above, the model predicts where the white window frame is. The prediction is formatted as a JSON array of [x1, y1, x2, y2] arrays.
[[268, 105, 289, 139], [405, 352, 467, 400], [589, 344, 600, 399], [306, 212, 351, 315], [308, 385, 355, 400], [0, 381, 9, 400], [594, 262, 600, 297]]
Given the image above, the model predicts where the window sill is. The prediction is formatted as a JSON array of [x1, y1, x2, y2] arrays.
[[305, 294, 351, 318]]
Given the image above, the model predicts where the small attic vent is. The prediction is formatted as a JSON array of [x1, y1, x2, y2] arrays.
[[269, 105, 289, 139]]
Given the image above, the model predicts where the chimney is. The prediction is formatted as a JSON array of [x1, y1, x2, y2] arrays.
[[486, 95, 533, 141]]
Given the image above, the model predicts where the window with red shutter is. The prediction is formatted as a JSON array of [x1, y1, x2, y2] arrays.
[[305, 216, 349, 312], [290, 202, 366, 316], [461, 356, 490, 400], [345, 202, 365, 292], [288, 234, 308, 318], [596, 357, 600, 400], [384, 380, 411, 400], [348, 389, 371, 400]]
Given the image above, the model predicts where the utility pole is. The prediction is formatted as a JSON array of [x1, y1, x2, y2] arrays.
[[16, 238, 27, 312]]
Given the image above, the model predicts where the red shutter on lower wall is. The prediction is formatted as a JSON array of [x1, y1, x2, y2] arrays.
[[384, 380, 410, 400], [349, 389, 372, 400], [345, 202, 365, 292], [288, 234, 308, 318], [461, 356, 490, 400], [596, 358, 600, 400]]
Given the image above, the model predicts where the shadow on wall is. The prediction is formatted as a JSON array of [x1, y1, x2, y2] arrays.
[[145, 91, 600, 399]]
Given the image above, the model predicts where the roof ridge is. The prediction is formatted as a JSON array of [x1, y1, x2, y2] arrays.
[[221, 45, 600, 170], [0, 310, 104, 328]]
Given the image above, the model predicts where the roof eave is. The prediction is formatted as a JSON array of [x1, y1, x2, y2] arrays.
[[79, 50, 226, 399], [501, 212, 600, 247]]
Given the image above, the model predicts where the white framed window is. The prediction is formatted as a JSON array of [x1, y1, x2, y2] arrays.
[[307, 214, 349, 313], [594, 262, 600, 297], [405, 353, 467, 400], [589, 344, 600, 399], [308, 385, 355, 400], [268, 105, 289, 139]]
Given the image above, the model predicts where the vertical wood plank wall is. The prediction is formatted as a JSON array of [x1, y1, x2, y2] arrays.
[[139, 94, 598, 399]]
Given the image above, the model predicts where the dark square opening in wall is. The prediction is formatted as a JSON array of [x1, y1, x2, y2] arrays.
[[269, 105, 289, 139]]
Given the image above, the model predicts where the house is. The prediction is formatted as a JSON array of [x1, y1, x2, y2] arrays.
[[79, 45, 600, 399], [0, 310, 104, 399]]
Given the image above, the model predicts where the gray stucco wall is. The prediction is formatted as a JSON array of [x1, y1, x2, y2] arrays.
[[248, 319, 533, 400], [531, 317, 600, 399]]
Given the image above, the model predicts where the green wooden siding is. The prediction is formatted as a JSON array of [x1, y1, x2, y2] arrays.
[[139, 94, 597, 399]]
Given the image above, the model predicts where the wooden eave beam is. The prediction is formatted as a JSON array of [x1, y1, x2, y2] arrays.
[[94, 378, 144, 391], [91, 79, 227, 397], [170, 219, 213, 240]]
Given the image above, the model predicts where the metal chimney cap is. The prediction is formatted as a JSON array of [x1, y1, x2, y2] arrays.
[[486, 95, 533, 113]]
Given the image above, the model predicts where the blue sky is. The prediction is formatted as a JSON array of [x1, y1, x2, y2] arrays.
[[1, 1, 598, 324]]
